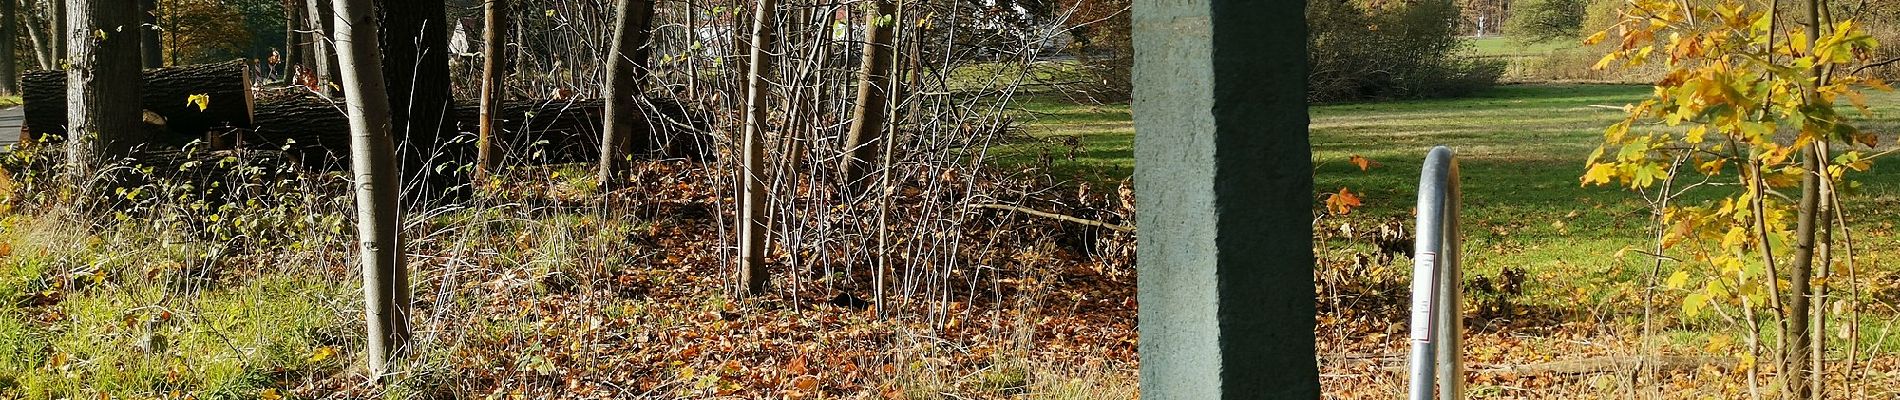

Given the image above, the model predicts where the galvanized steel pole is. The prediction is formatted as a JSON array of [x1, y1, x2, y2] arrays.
[[1409, 146, 1463, 400]]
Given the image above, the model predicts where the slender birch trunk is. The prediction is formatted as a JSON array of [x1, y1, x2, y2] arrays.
[[333, 0, 408, 377]]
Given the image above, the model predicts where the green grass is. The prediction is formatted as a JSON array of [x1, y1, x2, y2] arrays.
[[1002, 83, 1900, 347], [1467, 36, 1579, 58], [990, 94, 1134, 183]]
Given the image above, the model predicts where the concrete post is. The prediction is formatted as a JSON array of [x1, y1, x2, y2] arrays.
[[1131, 0, 1318, 398]]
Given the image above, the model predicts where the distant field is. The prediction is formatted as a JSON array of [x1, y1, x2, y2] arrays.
[[1466, 36, 1579, 58], [1004, 82, 1900, 270]]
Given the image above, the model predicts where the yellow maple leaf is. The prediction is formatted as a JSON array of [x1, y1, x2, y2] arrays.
[[1581, 163, 1616, 186], [1696, 158, 1726, 176], [1584, 30, 1608, 46], [1665, 270, 1690, 289], [186, 93, 211, 112], [1684, 125, 1708, 144], [307, 346, 336, 363]]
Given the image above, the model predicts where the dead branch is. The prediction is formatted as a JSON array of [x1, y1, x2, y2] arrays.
[[967, 203, 1135, 233]]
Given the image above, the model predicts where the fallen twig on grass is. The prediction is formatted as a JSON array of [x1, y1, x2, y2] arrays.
[[967, 203, 1135, 233], [1472, 355, 1732, 376]]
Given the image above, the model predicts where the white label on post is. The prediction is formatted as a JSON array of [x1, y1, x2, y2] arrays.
[[1410, 251, 1438, 341]]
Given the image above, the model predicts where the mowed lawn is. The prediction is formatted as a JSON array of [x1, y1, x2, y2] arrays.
[[1002, 84, 1900, 350]]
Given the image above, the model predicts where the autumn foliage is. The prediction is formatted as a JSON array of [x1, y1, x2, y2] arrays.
[[1582, 0, 1889, 393]]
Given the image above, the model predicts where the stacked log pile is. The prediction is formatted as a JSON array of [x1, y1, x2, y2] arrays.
[[23, 60, 252, 146], [21, 61, 709, 170]]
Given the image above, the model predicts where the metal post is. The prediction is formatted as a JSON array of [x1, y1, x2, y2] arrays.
[[1409, 146, 1463, 400]]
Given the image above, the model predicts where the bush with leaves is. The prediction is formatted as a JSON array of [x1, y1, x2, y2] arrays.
[[1507, 0, 1591, 43], [1307, 0, 1503, 102]]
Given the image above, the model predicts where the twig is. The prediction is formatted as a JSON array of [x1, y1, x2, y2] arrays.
[[966, 203, 1135, 233], [1850, 56, 1900, 75], [1472, 355, 1732, 376]]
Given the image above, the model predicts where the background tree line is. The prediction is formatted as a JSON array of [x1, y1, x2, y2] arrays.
[[1058, 0, 1505, 103]]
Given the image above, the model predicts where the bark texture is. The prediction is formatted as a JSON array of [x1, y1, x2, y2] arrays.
[[65, 0, 146, 178], [376, 0, 455, 200], [598, 0, 655, 185], [839, 0, 896, 193], [303, 0, 337, 93], [282, 0, 306, 79], [22, 0, 54, 69]]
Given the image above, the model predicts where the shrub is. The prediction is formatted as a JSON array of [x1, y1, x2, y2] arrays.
[[1307, 0, 1504, 102], [1056, 0, 1499, 103], [1506, 0, 1590, 43]]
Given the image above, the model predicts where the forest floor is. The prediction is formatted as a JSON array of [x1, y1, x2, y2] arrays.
[[2, 83, 1899, 399]]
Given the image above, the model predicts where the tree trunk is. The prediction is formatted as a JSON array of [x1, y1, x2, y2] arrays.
[[738, 0, 778, 296], [23, 61, 253, 141], [474, 0, 508, 180], [52, 0, 65, 64], [1785, 0, 1825, 396], [376, 0, 454, 201], [283, 0, 305, 81], [22, 0, 53, 70], [839, 0, 896, 194], [332, 0, 407, 377], [1810, 141, 1833, 400], [139, 0, 160, 68], [1786, 0, 1831, 396], [304, 0, 337, 94], [0, 0, 18, 96], [597, 0, 655, 186], [65, 0, 145, 179]]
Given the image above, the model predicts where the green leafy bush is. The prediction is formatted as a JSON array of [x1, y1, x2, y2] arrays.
[[1507, 0, 1590, 43], [1307, 0, 1503, 102]]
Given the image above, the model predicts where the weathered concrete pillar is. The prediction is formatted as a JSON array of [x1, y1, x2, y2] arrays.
[[1131, 0, 1317, 398]]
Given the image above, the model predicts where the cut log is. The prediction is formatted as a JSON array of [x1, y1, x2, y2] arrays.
[[22, 60, 254, 144], [246, 95, 707, 168]]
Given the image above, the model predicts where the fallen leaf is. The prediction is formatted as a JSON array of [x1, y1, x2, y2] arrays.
[[308, 346, 336, 363], [1326, 187, 1363, 216]]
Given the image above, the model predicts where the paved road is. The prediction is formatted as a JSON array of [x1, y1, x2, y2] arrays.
[[0, 107, 19, 149]]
